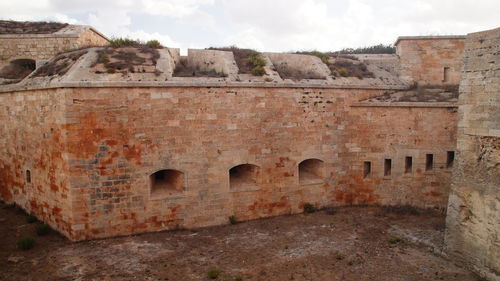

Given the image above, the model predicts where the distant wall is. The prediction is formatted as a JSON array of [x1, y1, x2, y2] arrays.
[[0, 28, 108, 67], [445, 28, 500, 280], [396, 37, 465, 85]]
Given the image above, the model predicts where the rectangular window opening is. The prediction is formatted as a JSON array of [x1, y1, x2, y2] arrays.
[[363, 161, 371, 178], [447, 151, 455, 168], [443, 67, 450, 82], [405, 156, 413, 174], [426, 154, 434, 171], [384, 159, 392, 176]]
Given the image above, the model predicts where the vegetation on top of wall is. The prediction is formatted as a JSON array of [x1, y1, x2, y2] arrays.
[[0, 20, 68, 34], [146, 40, 163, 49], [108, 37, 142, 48], [0, 59, 36, 83], [328, 58, 375, 79], [207, 46, 267, 76], [296, 50, 330, 64], [332, 44, 396, 54], [173, 57, 227, 78], [33, 49, 87, 77], [108, 37, 164, 49], [295, 51, 374, 79], [93, 46, 161, 75]]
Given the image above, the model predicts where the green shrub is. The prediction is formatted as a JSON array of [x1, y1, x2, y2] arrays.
[[248, 51, 266, 67], [109, 37, 140, 48], [335, 253, 344, 260], [388, 237, 404, 244], [26, 214, 37, 224], [229, 215, 238, 225], [35, 223, 52, 236], [303, 203, 316, 213], [146, 40, 162, 49], [247, 51, 267, 76], [207, 268, 221, 279], [347, 260, 354, 266], [309, 50, 330, 64], [251, 65, 266, 76], [338, 68, 349, 77], [17, 237, 35, 250]]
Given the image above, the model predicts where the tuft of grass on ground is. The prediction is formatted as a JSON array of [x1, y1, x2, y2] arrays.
[[35, 223, 52, 236], [26, 214, 37, 224], [17, 237, 36, 250], [207, 268, 221, 279], [388, 237, 404, 244]]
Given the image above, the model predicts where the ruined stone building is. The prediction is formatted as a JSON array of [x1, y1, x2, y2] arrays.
[[0, 20, 497, 280]]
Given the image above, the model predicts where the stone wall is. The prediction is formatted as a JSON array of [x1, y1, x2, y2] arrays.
[[0, 88, 73, 237], [396, 36, 465, 85], [345, 103, 457, 208], [0, 28, 108, 67], [444, 27, 500, 280], [0, 85, 457, 241]]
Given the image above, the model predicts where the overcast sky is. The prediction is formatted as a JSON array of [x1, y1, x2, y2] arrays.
[[1, 0, 498, 53]]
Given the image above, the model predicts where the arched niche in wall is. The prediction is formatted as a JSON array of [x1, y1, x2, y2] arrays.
[[229, 164, 260, 190], [150, 169, 185, 198], [298, 159, 324, 185]]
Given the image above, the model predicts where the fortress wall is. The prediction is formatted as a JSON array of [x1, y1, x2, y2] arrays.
[[0, 88, 73, 237], [345, 104, 458, 208], [53, 86, 457, 240], [0, 29, 108, 67], [63, 87, 369, 240], [445, 28, 500, 280], [396, 37, 465, 85]]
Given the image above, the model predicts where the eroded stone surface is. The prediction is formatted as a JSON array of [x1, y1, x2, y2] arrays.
[[445, 27, 500, 281]]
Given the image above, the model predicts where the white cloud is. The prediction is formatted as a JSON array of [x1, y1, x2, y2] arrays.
[[0, 0, 498, 52]]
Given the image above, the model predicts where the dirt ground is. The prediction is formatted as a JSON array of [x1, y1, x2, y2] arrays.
[[0, 202, 481, 281]]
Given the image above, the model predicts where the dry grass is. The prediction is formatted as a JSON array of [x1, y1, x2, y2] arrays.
[[0, 20, 68, 34], [328, 58, 374, 79], [33, 50, 87, 77], [0, 59, 35, 80], [173, 57, 227, 78], [274, 62, 325, 80], [93, 46, 160, 74]]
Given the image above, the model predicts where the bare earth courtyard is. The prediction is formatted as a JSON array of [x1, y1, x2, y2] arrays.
[[0, 202, 481, 281]]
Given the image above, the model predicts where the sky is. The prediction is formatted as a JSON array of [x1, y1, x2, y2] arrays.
[[0, 0, 498, 53]]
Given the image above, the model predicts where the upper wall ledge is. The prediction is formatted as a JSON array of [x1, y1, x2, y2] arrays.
[[0, 46, 411, 93]]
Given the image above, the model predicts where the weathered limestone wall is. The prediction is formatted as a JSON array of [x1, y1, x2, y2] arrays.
[[0, 88, 73, 237], [345, 104, 458, 208], [0, 29, 108, 67], [47, 86, 456, 240], [396, 37, 465, 85], [63, 87, 369, 239], [445, 28, 500, 280]]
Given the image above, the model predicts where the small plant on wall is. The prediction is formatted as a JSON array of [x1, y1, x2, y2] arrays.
[[229, 215, 238, 225]]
